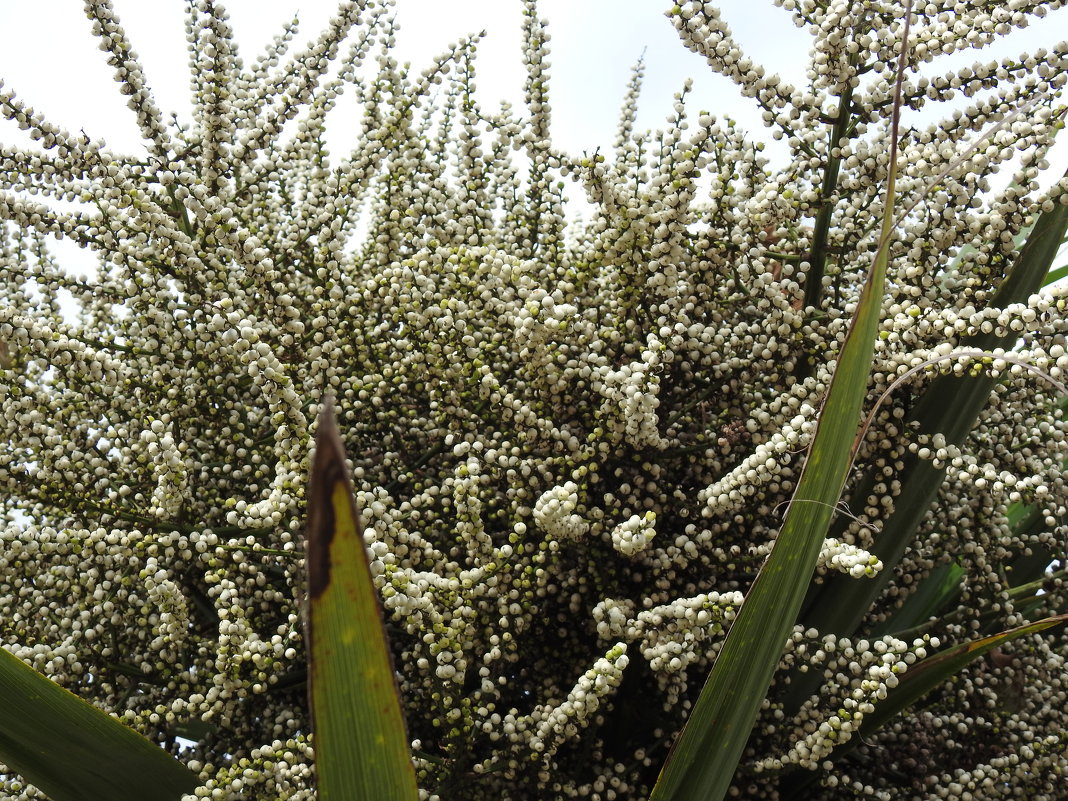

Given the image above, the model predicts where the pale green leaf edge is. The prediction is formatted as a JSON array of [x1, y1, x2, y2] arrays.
[[774, 613, 1068, 800], [858, 612, 1068, 738]]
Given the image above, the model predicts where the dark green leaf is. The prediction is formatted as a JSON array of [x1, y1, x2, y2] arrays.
[[875, 561, 963, 636], [798, 174, 1068, 646], [0, 647, 199, 801], [649, 31, 908, 800]]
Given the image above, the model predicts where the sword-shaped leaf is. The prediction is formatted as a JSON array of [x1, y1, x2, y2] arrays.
[[304, 401, 419, 801], [649, 43, 907, 801], [858, 613, 1068, 739], [647, 8, 921, 800], [794, 174, 1068, 662], [778, 614, 1068, 801], [0, 647, 199, 801]]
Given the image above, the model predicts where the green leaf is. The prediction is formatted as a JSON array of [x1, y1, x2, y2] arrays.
[[875, 560, 963, 636], [648, 11, 964, 795], [305, 401, 419, 801], [797, 173, 1068, 648], [648, 38, 908, 801], [648, 226, 892, 801], [858, 613, 1068, 739], [1041, 261, 1068, 288], [780, 613, 1068, 801], [0, 647, 199, 801]]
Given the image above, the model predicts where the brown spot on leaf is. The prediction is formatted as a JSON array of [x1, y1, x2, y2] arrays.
[[304, 399, 362, 600]]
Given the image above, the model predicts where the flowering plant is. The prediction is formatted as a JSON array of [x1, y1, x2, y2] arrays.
[[2, 1, 1068, 800]]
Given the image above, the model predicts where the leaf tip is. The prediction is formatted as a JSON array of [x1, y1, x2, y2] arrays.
[[305, 398, 352, 600]]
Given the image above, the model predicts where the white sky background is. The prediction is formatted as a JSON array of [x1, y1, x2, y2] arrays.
[[1, 1, 1066, 180], [0, 0, 811, 278], [0, 1, 808, 158], [0, 0, 1066, 269]]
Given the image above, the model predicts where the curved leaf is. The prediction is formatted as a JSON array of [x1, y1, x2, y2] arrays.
[[800, 180, 1068, 645], [0, 647, 199, 801], [779, 613, 1068, 801]]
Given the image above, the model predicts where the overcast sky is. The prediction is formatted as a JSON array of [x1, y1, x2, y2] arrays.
[[1, 3, 1065, 196], [0, 1, 808, 159]]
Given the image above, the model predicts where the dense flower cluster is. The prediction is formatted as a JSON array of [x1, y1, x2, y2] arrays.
[[2, 0, 1068, 799]]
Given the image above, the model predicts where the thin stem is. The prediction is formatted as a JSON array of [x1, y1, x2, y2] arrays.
[[803, 54, 859, 310]]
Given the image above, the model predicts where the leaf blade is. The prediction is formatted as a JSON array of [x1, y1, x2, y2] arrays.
[[858, 613, 1068, 739], [649, 241, 892, 801], [798, 180, 1068, 646], [0, 647, 199, 801], [648, 11, 920, 796], [305, 402, 419, 801]]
